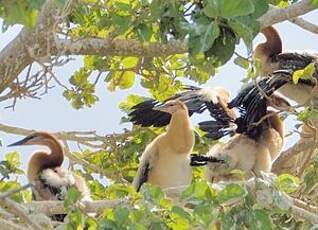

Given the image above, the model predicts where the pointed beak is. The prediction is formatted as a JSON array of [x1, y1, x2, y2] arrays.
[[7, 136, 32, 147], [153, 104, 168, 112]]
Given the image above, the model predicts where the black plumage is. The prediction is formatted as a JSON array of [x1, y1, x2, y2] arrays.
[[129, 86, 234, 129]]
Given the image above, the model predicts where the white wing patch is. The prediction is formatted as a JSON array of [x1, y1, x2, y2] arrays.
[[40, 168, 76, 187]]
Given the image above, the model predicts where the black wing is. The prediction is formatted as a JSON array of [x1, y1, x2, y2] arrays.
[[277, 52, 318, 78], [229, 70, 293, 138], [135, 162, 150, 192], [129, 86, 234, 128]]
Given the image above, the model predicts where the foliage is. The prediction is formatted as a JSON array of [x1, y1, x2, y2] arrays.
[[1, 0, 318, 229]]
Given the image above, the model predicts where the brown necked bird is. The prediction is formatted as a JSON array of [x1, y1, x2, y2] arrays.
[[254, 26, 318, 104], [8, 132, 91, 221]]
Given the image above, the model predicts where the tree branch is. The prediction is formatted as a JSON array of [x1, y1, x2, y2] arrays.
[[20, 178, 318, 224], [25, 199, 125, 215], [52, 38, 187, 58], [1, 198, 43, 230], [0, 218, 26, 230], [290, 17, 318, 34], [259, 0, 318, 28]]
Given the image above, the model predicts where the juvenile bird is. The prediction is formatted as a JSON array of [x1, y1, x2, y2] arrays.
[[132, 100, 195, 191], [196, 72, 291, 182], [254, 26, 318, 104], [8, 132, 91, 221]]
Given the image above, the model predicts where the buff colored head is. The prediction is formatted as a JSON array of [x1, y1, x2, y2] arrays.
[[153, 100, 188, 114]]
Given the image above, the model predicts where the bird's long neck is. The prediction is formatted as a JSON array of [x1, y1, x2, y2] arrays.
[[27, 137, 64, 182], [166, 110, 194, 153], [254, 26, 282, 75], [259, 26, 282, 57]]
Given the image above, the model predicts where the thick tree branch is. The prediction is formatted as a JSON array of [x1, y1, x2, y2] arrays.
[[0, 0, 58, 93], [1, 198, 43, 230], [53, 38, 187, 58], [0, 218, 25, 230], [259, 0, 318, 28]]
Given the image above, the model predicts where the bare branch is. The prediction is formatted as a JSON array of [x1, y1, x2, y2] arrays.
[[290, 17, 318, 34], [1, 198, 43, 230], [0, 218, 26, 230], [259, 0, 318, 28], [25, 199, 126, 215], [52, 38, 187, 58]]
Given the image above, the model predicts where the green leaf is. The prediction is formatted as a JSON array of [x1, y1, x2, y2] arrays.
[[234, 56, 250, 69], [251, 209, 272, 230], [251, 0, 269, 18], [66, 210, 85, 230], [276, 174, 300, 193], [218, 183, 247, 203], [111, 14, 131, 34], [205, 27, 236, 65], [219, 0, 255, 17], [171, 206, 192, 222], [228, 20, 253, 48], [64, 187, 82, 210], [140, 183, 164, 205], [310, 0, 318, 6], [292, 62, 315, 84], [28, 0, 45, 9], [302, 164, 318, 194], [193, 203, 214, 227], [114, 207, 130, 226], [119, 94, 145, 113], [135, 24, 153, 42], [5, 152, 21, 170], [119, 71, 136, 89], [200, 22, 220, 52], [122, 57, 139, 69], [181, 181, 213, 203], [298, 108, 318, 122], [203, 0, 218, 18]]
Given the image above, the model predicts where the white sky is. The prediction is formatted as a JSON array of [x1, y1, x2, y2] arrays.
[[0, 10, 318, 183]]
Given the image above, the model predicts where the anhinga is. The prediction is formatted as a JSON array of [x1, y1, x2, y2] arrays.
[[130, 86, 242, 190], [8, 132, 91, 221], [132, 100, 194, 191], [194, 71, 292, 182], [254, 26, 318, 104]]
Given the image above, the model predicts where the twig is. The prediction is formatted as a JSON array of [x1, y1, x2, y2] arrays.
[[1, 198, 43, 230], [0, 218, 26, 230], [292, 205, 318, 224], [25, 199, 126, 216]]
